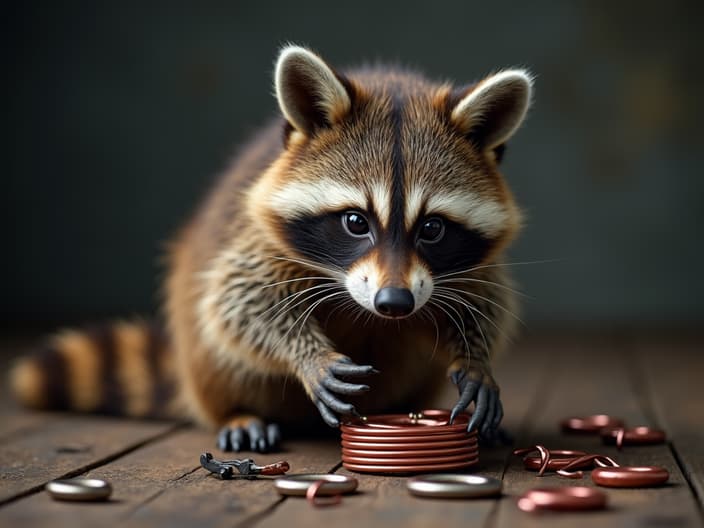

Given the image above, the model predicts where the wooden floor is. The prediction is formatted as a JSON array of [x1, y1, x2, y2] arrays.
[[0, 331, 702, 527]]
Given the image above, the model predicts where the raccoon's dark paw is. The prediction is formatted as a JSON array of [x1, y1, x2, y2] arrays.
[[306, 357, 377, 428], [449, 368, 503, 440], [217, 419, 281, 453]]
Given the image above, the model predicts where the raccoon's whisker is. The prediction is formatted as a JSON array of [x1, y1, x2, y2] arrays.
[[269, 255, 345, 279], [427, 299, 470, 360], [293, 291, 349, 347], [435, 287, 515, 344], [261, 276, 333, 289], [434, 285, 526, 327], [436, 289, 490, 358], [435, 277, 529, 298], [431, 294, 468, 336], [272, 290, 347, 353], [434, 259, 559, 281], [417, 308, 441, 363], [259, 283, 343, 323]]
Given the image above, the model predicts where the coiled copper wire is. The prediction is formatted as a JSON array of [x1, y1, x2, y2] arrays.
[[340, 410, 479, 474]]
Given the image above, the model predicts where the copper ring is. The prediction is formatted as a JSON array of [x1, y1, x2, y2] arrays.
[[407, 474, 502, 499], [341, 432, 475, 443], [342, 438, 479, 453], [601, 427, 666, 448], [342, 446, 477, 458], [560, 415, 624, 434], [341, 409, 470, 436], [517, 487, 608, 512], [274, 474, 358, 497], [342, 457, 479, 474], [342, 452, 477, 465], [592, 466, 669, 488], [306, 480, 343, 507]]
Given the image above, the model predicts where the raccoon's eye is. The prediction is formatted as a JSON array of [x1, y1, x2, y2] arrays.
[[419, 217, 445, 243], [342, 211, 370, 237]]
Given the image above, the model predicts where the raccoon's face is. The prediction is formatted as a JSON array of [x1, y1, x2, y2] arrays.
[[255, 46, 531, 319]]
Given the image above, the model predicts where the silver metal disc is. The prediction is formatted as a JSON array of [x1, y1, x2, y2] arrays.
[[46, 478, 112, 501], [407, 474, 502, 499], [274, 474, 358, 496]]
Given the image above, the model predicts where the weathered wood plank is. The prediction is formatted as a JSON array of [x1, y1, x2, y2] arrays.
[[0, 423, 340, 528], [254, 334, 557, 528], [633, 335, 704, 509], [0, 414, 181, 505], [493, 337, 703, 528]]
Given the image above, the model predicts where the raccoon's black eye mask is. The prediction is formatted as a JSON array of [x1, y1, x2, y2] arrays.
[[286, 208, 492, 276]]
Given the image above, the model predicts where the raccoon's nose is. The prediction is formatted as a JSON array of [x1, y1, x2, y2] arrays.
[[374, 288, 415, 318]]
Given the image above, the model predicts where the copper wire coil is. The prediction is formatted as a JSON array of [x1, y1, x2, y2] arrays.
[[522, 450, 589, 471], [341, 431, 475, 443], [342, 445, 478, 459], [517, 487, 608, 512], [341, 410, 469, 436], [342, 451, 478, 465], [592, 466, 669, 488], [340, 410, 478, 475], [341, 438, 475, 450], [560, 414, 624, 434], [342, 457, 479, 475]]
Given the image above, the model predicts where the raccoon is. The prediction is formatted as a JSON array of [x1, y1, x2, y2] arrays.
[[10, 46, 532, 452]]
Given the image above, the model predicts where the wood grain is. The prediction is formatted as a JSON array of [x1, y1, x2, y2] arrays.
[[493, 336, 703, 528]]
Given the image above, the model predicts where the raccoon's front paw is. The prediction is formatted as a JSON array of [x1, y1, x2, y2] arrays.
[[449, 368, 503, 440], [217, 415, 281, 453], [303, 356, 377, 428]]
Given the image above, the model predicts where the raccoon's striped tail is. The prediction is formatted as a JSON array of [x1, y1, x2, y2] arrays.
[[10, 320, 179, 419]]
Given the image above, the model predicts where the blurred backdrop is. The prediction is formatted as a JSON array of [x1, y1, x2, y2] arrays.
[[4, 1, 702, 328]]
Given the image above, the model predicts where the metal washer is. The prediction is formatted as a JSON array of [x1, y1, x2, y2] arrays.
[[46, 478, 112, 501], [274, 474, 358, 496], [407, 474, 502, 499]]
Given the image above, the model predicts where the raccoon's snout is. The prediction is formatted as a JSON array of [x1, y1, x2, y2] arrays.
[[374, 287, 415, 318]]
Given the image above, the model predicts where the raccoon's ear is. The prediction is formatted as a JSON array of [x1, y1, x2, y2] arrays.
[[450, 69, 533, 151], [274, 45, 352, 136]]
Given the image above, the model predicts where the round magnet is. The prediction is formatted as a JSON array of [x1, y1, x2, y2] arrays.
[[560, 415, 624, 434], [517, 486, 608, 512], [274, 474, 358, 496], [592, 466, 669, 488], [601, 426, 666, 447], [46, 478, 112, 502], [407, 474, 502, 499]]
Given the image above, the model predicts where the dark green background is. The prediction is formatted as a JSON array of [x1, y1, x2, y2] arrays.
[[4, 1, 703, 327]]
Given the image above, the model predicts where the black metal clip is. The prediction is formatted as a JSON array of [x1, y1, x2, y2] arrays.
[[200, 452, 290, 480]]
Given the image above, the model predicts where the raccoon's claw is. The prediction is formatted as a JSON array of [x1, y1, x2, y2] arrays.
[[309, 358, 375, 428], [217, 423, 281, 453], [449, 369, 503, 440]]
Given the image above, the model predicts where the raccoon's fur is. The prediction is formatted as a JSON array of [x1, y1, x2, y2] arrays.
[[11, 46, 532, 452]]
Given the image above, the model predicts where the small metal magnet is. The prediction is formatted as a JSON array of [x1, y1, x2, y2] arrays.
[[46, 478, 112, 502], [407, 474, 502, 499], [274, 474, 358, 497], [517, 486, 608, 512], [592, 466, 669, 488]]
